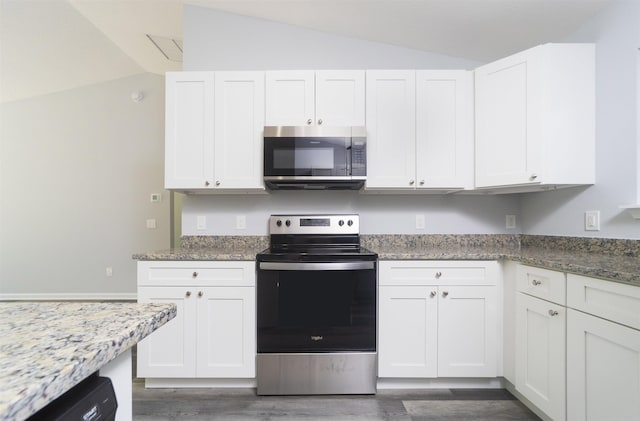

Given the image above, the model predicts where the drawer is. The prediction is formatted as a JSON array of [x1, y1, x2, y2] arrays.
[[138, 261, 255, 287], [379, 260, 498, 286], [567, 274, 640, 330], [516, 264, 566, 305]]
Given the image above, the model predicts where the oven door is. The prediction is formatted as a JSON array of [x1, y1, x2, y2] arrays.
[[257, 261, 376, 353]]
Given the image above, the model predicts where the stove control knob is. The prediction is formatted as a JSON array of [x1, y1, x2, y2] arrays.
[[285, 220, 291, 227], [338, 220, 344, 226], [347, 220, 353, 226], [276, 220, 282, 227]]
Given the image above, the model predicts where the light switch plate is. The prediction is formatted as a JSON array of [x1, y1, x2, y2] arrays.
[[236, 215, 246, 229], [506, 215, 516, 229], [585, 210, 600, 231], [196, 215, 207, 231], [416, 214, 425, 229]]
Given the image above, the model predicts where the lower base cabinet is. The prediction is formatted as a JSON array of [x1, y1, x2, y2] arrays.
[[378, 261, 499, 378], [137, 261, 256, 380]]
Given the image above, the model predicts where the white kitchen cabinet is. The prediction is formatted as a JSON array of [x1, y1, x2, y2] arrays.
[[265, 70, 365, 126], [416, 70, 473, 190], [137, 261, 256, 381], [515, 264, 566, 421], [164, 71, 265, 191], [566, 274, 640, 421], [366, 70, 473, 191], [474, 43, 595, 192], [378, 261, 499, 378]]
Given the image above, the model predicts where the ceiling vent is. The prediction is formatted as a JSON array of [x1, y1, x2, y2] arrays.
[[146, 34, 183, 62]]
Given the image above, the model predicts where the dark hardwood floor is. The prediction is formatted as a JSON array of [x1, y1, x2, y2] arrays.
[[132, 381, 541, 420]]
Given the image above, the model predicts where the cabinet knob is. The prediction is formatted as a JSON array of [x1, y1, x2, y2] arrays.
[[442, 291, 449, 298], [204, 180, 210, 187], [215, 180, 221, 187], [192, 271, 198, 278], [317, 119, 323, 125], [185, 291, 192, 297], [548, 310, 559, 316], [435, 271, 442, 279], [409, 180, 415, 186], [419, 180, 425, 186], [430, 291, 437, 298], [532, 279, 541, 286], [198, 291, 203, 298], [530, 173, 538, 180], [306, 118, 312, 125]]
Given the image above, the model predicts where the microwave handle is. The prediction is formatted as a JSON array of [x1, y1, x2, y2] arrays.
[[346, 140, 352, 175]]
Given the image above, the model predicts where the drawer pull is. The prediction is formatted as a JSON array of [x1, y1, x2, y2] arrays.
[[548, 310, 559, 317], [442, 291, 449, 298], [198, 291, 203, 298], [430, 291, 437, 298], [435, 271, 442, 279], [192, 271, 198, 278], [185, 291, 192, 297], [532, 279, 541, 286]]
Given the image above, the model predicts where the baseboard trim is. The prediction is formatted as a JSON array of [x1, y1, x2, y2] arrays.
[[0, 292, 137, 301], [377, 377, 505, 389]]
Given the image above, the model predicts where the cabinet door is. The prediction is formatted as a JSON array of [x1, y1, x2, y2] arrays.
[[378, 286, 437, 377], [437, 286, 497, 377], [416, 70, 473, 189], [137, 287, 197, 377], [567, 309, 640, 421], [315, 70, 365, 126], [196, 286, 256, 378], [214, 71, 265, 189], [265, 71, 315, 126], [516, 293, 566, 421], [475, 47, 543, 188], [164, 72, 215, 189], [365, 70, 416, 189]]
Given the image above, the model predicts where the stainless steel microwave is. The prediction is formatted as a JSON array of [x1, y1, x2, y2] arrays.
[[263, 126, 367, 190]]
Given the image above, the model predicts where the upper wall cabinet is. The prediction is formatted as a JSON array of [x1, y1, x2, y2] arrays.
[[165, 71, 265, 192], [365, 70, 473, 191], [265, 70, 365, 126], [474, 43, 595, 193]]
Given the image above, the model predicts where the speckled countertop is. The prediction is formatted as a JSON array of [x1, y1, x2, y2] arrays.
[[133, 234, 640, 287], [0, 302, 176, 421]]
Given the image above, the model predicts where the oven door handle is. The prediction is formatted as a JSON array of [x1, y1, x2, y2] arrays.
[[258, 262, 375, 271]]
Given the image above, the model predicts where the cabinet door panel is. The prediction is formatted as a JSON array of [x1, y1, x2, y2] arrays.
[[214, 71, 265, 189], [265, 71, 314, 126], [438, 286, 497, 377], [164, 72, 215, 189], [516, 293, 566, 421], [378, 286, 437, 377], [315, 70, 365, 126], [197, 287, 256, 378], [365, 70, 416, 189], [137, 287, 197, 377], [567, 309, 640, 421], [416, 71, 473, 189]]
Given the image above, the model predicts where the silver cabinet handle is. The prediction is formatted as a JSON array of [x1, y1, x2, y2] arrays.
[[204, 180, 210, 187], [317, 119, 323, 125], [435, 271, 442, 279], [215, 180, 221, 186], [409, 180, 415, 185], [306, 118, 312, 125], [419, 180, 425, 186], [530, 173, 538, 180], [198, 291, 203, 298], [532, 279, 541, 286], [430, 291, 437, 298], [185, 291, 192, 297], [192, 271, 198, 278], [548, 310, 559, 316], [442, 291, 449, 298]]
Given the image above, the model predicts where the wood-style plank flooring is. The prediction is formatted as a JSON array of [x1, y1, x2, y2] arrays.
[[133, 381, 541, 420]]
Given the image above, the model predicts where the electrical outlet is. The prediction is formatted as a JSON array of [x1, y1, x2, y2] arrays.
[[416, 214, 425, 229], [236, 215, 246, 229], [585, 211, 600, 231], [146, 218, 157, 229], [196, 215, 207, 230], [506, 215, 516, 229], [150, 193, 162, 202], [106, 267, 113, 277]]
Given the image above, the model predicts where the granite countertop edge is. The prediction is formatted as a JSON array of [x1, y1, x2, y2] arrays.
[[0, 303, 177, 421]]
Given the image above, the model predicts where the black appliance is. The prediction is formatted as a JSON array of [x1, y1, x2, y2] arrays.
[[263, 126, 367, 190], [256, 214, 377, 395]]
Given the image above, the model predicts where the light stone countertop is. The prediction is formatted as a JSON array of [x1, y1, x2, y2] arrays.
[[0, 302, 176, 421]]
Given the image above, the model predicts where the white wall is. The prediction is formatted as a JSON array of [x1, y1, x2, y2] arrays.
[[181, 6, 521, 235], [0, 73, 169, 297], [520, 0, 640, 239]]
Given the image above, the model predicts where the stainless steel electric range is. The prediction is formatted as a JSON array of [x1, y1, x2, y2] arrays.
[[256, 214, 378, 395]]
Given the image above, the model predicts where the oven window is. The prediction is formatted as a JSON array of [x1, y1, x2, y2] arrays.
[[257, 267, 376, 353]]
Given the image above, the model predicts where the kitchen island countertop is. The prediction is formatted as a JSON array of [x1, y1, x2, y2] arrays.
[[0, 301, 176, 421]]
